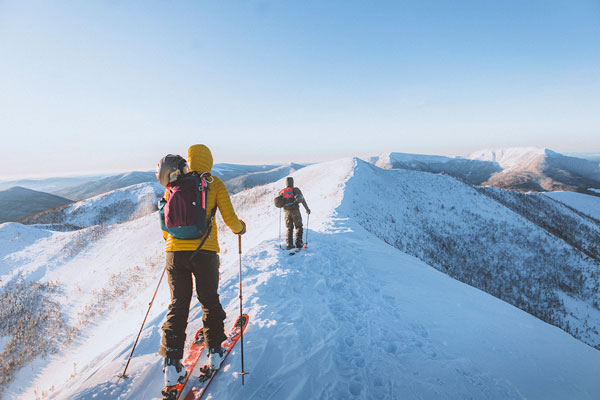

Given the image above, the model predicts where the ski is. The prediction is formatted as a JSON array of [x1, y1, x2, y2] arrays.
[[162, 328, 206, 400], [183, 314, 249, 400], [289, 248, 302, 255]]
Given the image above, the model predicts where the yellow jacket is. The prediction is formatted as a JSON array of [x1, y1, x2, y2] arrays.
[[162, 144, 243, 253]]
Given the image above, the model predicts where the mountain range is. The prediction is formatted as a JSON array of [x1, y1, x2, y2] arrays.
[[0, 164, 308, 224], [368, 147, 600, 194], [52, 171, 157, 201], [1, 152, 599, 399], [21, 182, 165, 228], [3, 147, 598, 225], [0, 174, 111, 193]]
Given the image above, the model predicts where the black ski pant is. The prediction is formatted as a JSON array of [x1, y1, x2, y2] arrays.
[[285, 208, 303, 248], [159, 250, 227, 359]]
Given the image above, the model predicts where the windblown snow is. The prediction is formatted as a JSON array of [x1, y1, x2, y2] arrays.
[[1, 158, 600, 400]]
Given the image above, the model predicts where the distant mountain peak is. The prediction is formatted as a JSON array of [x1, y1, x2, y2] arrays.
[[466, 147, 549, 170], [365, 148, 600, 194], [6, 186, 32, 193]]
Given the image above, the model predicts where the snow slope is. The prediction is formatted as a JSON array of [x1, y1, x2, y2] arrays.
[[345, 160, 600, 349], [365, 152, 455, 168], [54, 171, 157, 201], [543, 191, 600, 221], [368, 148, 600, 193], [0, 212, 166, 399], [0, 174, 110, 194], [467, 148, 600, 192], [225, 163, 306, 194], [2, 159, 600, 399], [22, 182, 163, 228], [467, 147, 546, 170], [211, 163, 281, 182], [364, 152, 503, 185]]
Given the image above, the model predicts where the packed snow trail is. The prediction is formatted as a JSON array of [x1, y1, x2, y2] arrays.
[[229, 231, 599, 400]]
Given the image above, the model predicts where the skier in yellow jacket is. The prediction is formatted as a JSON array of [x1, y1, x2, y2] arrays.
[[156, 144, 246, 387]]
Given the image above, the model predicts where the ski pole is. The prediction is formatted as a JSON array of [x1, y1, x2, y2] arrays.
[[304, 213, 310, 249], [118, 264, 167, 381], [278, 207, 283, 249], [238, 234, 248, 384]]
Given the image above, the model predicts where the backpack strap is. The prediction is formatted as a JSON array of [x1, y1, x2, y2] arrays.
[[187, 171, 215, 259], [189, 172, 212, 210], [189, 206, 218, 260]]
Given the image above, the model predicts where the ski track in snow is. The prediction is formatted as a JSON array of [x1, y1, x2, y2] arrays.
[[2, 158, 600, 400]]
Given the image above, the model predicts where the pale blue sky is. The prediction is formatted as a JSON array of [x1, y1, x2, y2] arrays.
[[1, 0, 599, 179]]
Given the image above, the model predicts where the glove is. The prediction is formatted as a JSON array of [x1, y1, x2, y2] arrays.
[[237, 220, 247, 235], [306, 208, 311, 215]]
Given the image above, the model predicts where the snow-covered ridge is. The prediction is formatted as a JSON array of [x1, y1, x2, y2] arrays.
[[2, 157, 600, 399], [22, 181, 164, 228], [225, 162, 306, 194], [341, 158, 600, 349], [364, 151, 502, 185], [212, 163, 282, 182], [543, 191, 600, 221], [466, 146, 546, 170], [466, 147, 600, 185], [53, 171, 157, 201], [367, 147, 600, 193], [364, 152, 455, 169]]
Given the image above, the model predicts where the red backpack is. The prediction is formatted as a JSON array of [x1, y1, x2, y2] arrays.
[[280, 187, 296, 207], [274, 187, 298, 209]]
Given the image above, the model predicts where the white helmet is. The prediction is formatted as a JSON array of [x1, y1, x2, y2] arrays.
[[155, 154, 189, 187]]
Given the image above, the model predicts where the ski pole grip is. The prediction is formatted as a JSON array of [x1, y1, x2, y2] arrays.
[[238, 234, 242, 254]]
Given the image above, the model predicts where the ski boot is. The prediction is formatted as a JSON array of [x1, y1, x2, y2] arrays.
[[208, 346, 225, 370], [162, 358, 186, 399]]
